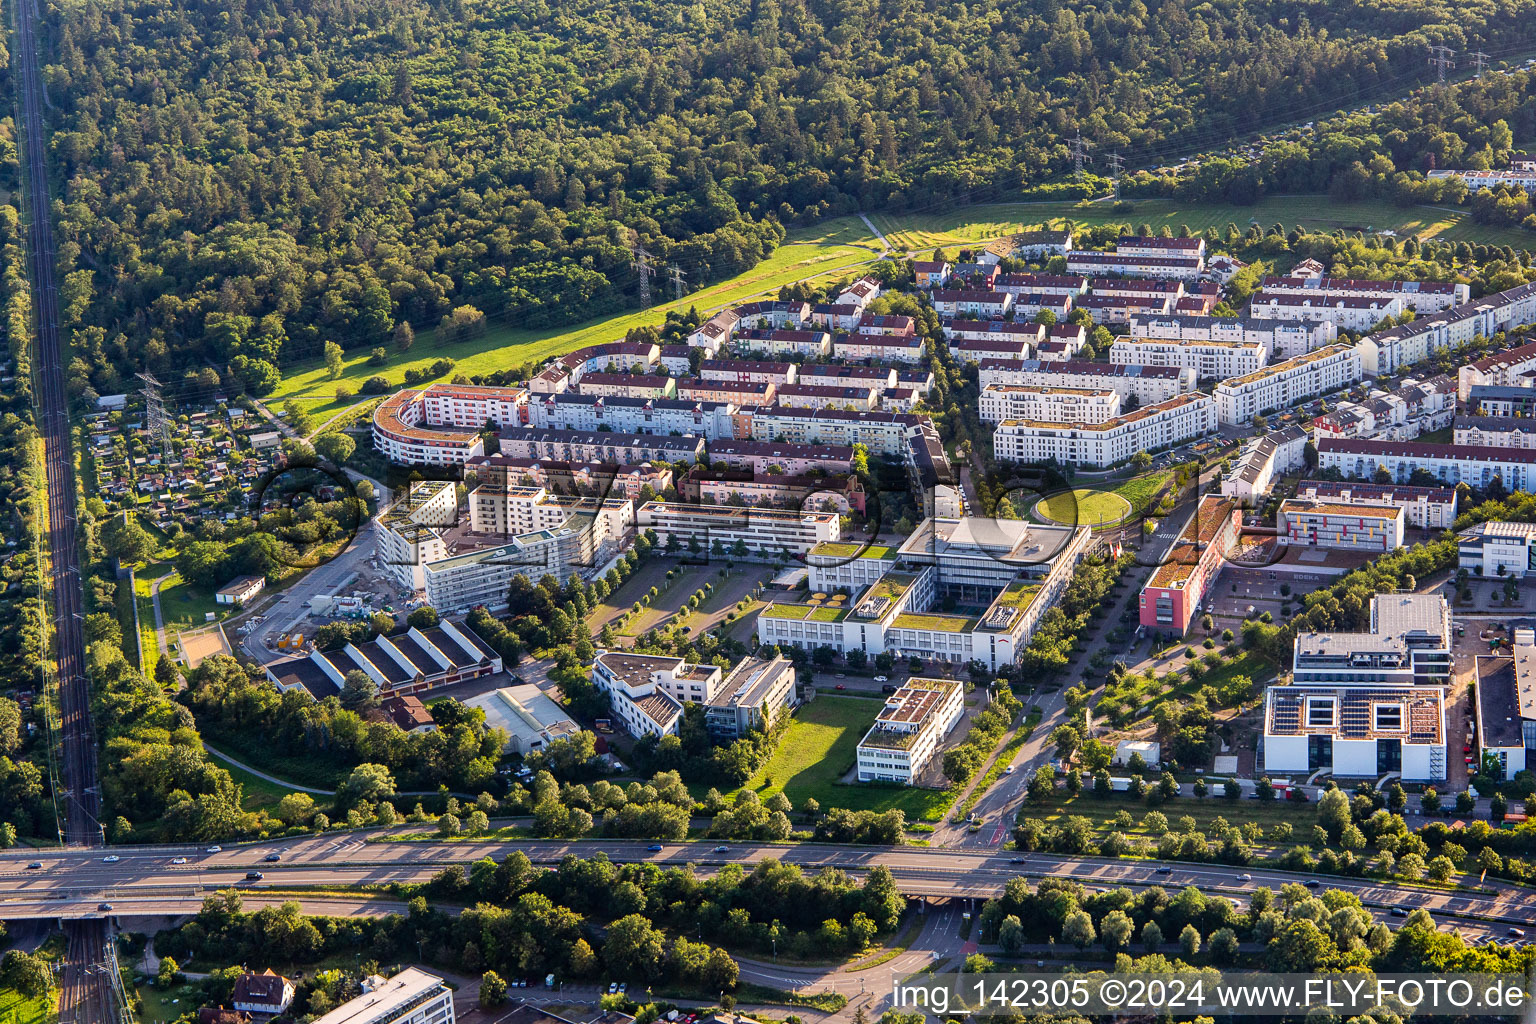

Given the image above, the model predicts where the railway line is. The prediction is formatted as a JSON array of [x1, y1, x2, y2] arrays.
[[11, 0, 114, 1018]]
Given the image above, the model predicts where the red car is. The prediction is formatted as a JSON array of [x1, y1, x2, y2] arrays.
[[834, 684, 846, 691]]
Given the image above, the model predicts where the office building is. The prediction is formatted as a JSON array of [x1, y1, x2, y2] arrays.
[[1263, 683, 1447, 781], [311, 969, 454, 1024], [377, 480, 459, 591], [589, 651, 795, 740], [1138, 496, 1241, 635], [855, 678, 965, 784], [1458, 521, 1536, 577], [1290, 593, 1451, 686], [1473, 650, 1536, 780]]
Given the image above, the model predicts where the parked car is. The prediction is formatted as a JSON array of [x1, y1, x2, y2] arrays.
[[608, 983, 619, 994]]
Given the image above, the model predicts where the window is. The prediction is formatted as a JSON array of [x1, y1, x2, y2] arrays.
[[1306, 698, 1336, 728], [1374, 704, 1403, 731]]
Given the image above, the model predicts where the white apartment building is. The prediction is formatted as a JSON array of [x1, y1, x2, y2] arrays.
[[1211, 344, 1362, 425], [1115, 235, 1207, 259], [1127, 313, 1337, 359], [528, 394, 737, 439], [1458, 521, 1536, 577], [976, 359, 1196, 405], [1073, 293, 1172, 325], [1292, 479, 1458, 530], [638, 501, 841, 559], [1453, 415, 1536, 449], [931, 290, 1014, 318], [1066, 251, 1204, 281], [1249, 292, 1406, 332], [1277, 499, 1406, 553], [468, 480, 633, 549], [1460, 335, 1536, 400], [796, 365, 898, 390], [1354, 281, 1536, 381], [372, 384, 530, 465], [377, 480, 459, 591], [978, 384, 1122, 424], [687, 309, 740, 352], [1109, 337, 1268, 380], [992, 392, 1217, 468], [313, 970, 454, 1024], [748, 408, 922, 456], [1258, 275, 1468, 313], [576, 372, 675, 400], [707, 440, 855, 475], [589, 651, 795, 740], [498, 427, 704, 464], [1318, 437, 1536, 492], [855, 678, 965, 784], [1088, 277, 1185, 302], [1006, 293, 1075, 321]]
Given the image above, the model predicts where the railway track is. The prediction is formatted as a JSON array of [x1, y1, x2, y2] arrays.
[[10, 0, 114, 1018]]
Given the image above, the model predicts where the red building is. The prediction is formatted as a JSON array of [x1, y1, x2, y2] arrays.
[[1139, 495, 1241, 635]]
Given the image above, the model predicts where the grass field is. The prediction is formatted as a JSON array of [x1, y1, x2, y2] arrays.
[[1036, 489, 1133, 528], [870, 196, 1536, 253], [272, 218, 883, 407], [0, 987, 52, 1024], [213, 749, 305, 814], [733, 696, 957, 821]]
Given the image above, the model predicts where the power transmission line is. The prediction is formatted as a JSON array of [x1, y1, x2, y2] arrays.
[[1068, 132, 1093, 180], [1428, 44, 1456, 84], [136, 372, 170, 455], [629, 242, 656, 308], [1471, 50, 1490, 78], [668, 264, 687, 302], [1106, 151, 1125, 200]]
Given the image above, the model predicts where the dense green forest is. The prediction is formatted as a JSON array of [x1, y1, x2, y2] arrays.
[[43, 0, 1536, 399]]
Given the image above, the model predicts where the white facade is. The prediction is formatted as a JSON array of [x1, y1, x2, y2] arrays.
[[1318, 437, 1536, 493], [1066, 251, 1204, 281], [931, 290, 1014, 318], [1109, 337, 1268, 380], [1428, 168, 1536, 191], [1212, 344, 1362, 425], [833, 333, 927, 363], [1250, 293, 1406, 332], [312, 969, 454, 1024], [976, 359, 1196, 406], [1220, 425, 1310, 503], [1310, 376, 1457, 443], [993, 392, 1216, 468], [979, 384, 1122, 425], [638, 501, 841, 559], [1277, 499, 1406, 552], [528, 394, 737, 439], [855, 678, 965, 784], [1127, 313, 1336, 359], [1263, 684, 1447, 782], [1292, 479, 1458, 530], [1458, 521, 1536, 578], [423, 525, 592, 614], [1258, 275, 1468, 313], [377, 480, 459, 591], [748, 408, 921, 456], [1453, 416, 1536, 450]]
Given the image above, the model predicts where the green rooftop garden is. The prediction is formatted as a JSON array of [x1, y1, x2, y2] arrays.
[[761, 603, 849, 622], [891, 611, 975, 632], [809, 542, 896, 560], [993, 581, 1042, 610]]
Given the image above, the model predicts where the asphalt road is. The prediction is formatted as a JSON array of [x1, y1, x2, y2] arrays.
[[240, 518, 379, 662], [12, 0, 114, 1015], [3, 837, 1534, 934]]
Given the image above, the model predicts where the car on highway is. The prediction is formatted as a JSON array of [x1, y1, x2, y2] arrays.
[[712, 845, 729, 853], [647, 844, 664, 852], [1391, 908, 1408, 917], [1237, 873, 1251, 881], [102, 855, 120, 863], [205, 845, 222, 854], [264, 853, 281, 862], [97, 903, 113, 912], [1009, 858, 1025, 864], [25, 862, 40, 870], [1003, 765, 1015, 774], [1155, 866, 1171, 874], [170, 857, 187, 865], [1305, 880, 1321, 888], [1510, 927, 1526, 938], [245, 871, 264, 881], [834, 684, 845, 690]]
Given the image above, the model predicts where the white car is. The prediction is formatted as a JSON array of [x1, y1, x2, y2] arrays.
[[1003, 766, 1016, 775], [1238, 873, 1252, 881], [170, 857, 187, 865], [205, 845, 222, 854], [102, 855, 120, 864]]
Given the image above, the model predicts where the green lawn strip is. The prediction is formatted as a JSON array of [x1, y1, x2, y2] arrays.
[[844, 912, 925, 972], [155, 572, 231, 634], [1417, 426, 1454, 443], [1037, 489, 1132, 529], [955, 731, 1031, 822], [709, 696, 958, 821], [214, 753, 310, 814], [113, 575, 142, 669], [1017, 791, 1313, 848], [871, 197, 1536, 252], [272, 221, 881, 403], [1113, 471, 1175, 515]]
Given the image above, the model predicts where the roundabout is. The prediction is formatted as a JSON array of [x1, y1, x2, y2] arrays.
[[1034, 488, 1135, 529]]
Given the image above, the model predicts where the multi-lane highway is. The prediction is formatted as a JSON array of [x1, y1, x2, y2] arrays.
[[11, 0, 113, 1016], [2, 837, 1533, 938]]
